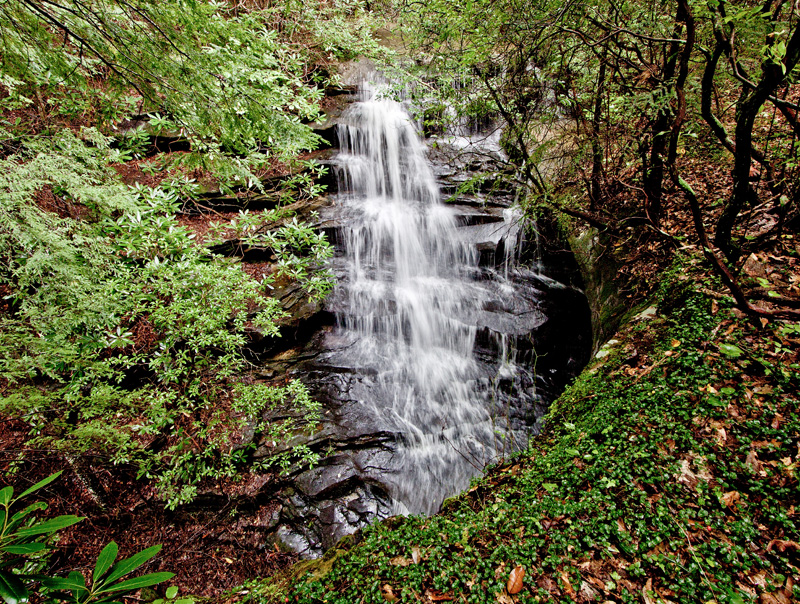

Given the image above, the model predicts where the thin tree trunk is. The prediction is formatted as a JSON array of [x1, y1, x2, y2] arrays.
[[716, 23, 800, 262], [589, 55, 607, 211]]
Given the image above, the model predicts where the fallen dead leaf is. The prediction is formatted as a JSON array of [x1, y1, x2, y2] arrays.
[[507, 566, 525, 595], [642, 578, 656, 604], [767, 539, 800, 552], [746, 450, 763, 474], [425, 589, 453, 602], [677, 459, 699, 488], [722, 491, 740, 508], [760, 592, 790, 604], [496, 592, 514, 604], [580, 581, 602, 600], [560, 571, 576, 600], [538, 575, 557, 593], [411, 546, 421, 564], [390, 556, 411, 567], [382, 584, 397, 603]]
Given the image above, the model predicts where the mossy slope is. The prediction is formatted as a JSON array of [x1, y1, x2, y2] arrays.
[[249, 271, 800, 604]]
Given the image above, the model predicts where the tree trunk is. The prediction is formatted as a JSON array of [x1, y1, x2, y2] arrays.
[[716, 23, 800, 262], [642, 11, 682, 227], [589, 56, 607, 212]]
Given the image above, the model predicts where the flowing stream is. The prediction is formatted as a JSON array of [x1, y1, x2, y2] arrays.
[[329, 84, 532, 515]]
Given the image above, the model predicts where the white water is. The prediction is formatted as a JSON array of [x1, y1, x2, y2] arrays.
[[333, 84, 522, 515]]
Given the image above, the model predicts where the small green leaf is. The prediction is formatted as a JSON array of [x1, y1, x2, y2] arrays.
[[97, 572, 175, 594], [15, 515, 83, 537], [542, 483, 557, 492], [14, 472, 63, 502], [0, 571, 28, 604], [565, 448, 579, 456], [6, 502, 47, 532], [100, 545, 163, 586], [94, 542, 119, 583], [166, 586, 179, 599], [726, 589, 745, 604], [1, 543, 47, 555], [718, 344, 743, 358], [0, 488, 13, 507]]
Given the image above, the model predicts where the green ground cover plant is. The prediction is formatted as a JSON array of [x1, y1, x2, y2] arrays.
[[0, 129, 331, 508], [249, 260, 799, 603]]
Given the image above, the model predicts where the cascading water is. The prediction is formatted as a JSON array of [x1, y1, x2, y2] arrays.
[[265, 76, 591, 557], [329, 83, 530, 515]]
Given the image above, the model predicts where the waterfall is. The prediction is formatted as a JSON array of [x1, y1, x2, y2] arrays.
[[331, 83, 519, 515]]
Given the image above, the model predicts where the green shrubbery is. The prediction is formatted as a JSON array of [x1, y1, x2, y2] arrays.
[[0, 0, 388, 509], [0, 130, 331, 507]]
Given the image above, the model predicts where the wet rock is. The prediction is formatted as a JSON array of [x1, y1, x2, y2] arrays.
[[229, 84, 592, 559], [295, 457, 360, 499]]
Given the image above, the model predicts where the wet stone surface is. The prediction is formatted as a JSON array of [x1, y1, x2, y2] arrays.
[[237, 93, 591, 559]]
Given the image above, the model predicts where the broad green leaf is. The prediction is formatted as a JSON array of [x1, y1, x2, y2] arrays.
[[1, 543, 46, 555], [100, 545, 162, 585], [67, 571, 89, 599], [6, 503, 48, 532], [165, 586, 179, 599], [0, 571, 28, 604], [0, 488, 12, 507], [38, 576, 87, 591], [93, 542, 118, 583], [96, 572, 175, 594], [541, 483, 557, 492], [718, 344, 743, 358], [15, 515, 83, 537], [726, 589, 745, 604], [14, 472, 63, 502]]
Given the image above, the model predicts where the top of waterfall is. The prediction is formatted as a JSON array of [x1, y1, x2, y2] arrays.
[[357, 74, 413, 104]]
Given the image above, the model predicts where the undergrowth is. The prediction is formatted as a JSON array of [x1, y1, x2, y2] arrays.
[[246, 263, 800, 604]]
